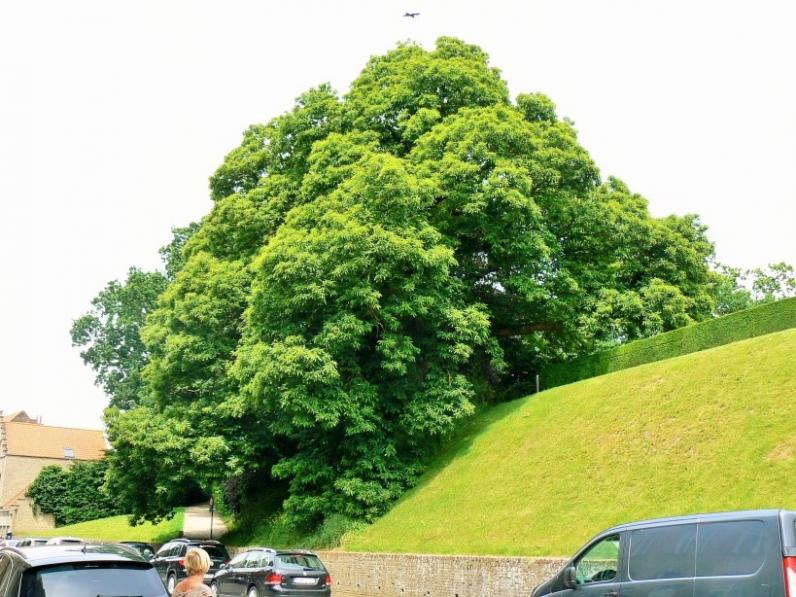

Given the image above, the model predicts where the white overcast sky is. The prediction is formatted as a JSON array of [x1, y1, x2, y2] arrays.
[[1, 0, 794, 429]]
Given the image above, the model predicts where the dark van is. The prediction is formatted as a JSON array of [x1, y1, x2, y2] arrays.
[[532, 509, 796, 597]]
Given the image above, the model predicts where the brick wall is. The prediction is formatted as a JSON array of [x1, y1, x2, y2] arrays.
[[313, 551, 566, 597]]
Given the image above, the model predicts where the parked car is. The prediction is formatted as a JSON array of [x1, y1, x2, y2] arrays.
[[43, 536, 84, 546], [13, 538, 47, 548], [152, 537, 230, 594], [0, 543, 168, 596], [120, 540, 156, 559], [210, 547, 332, 597], [531, 509, 796, 596]]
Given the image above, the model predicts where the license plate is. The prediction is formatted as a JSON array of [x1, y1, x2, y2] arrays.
[[293, 577, 318, 586]]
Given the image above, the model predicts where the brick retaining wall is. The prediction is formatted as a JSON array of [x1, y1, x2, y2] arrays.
[[314, 551, 567, 597]]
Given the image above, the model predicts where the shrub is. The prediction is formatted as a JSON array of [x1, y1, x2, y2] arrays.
[[27, 460, 120, 526], [543, 297, 796, 389]]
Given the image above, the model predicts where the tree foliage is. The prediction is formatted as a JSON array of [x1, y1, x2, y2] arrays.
[[101, 38, 731, 527], [709, 261, 796, 316], [72, 225, 197, 410], [27, 461, 120, 526]]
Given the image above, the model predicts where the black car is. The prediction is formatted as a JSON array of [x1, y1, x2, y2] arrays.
[[152, 537, 230, 594], [210, 548, 332, 597], [0, 543, 168, 596], [120, 540, 156, 559], [532, 508, 796, 597]]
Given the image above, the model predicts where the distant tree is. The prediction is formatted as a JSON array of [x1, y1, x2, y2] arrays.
[[708, 262, 794, 316], [709, 264, 754, 316], [749, 262, 796, 302], [27, 461, 119, 526], [71, 225, 197, 410], [71, 268, 167, 411]]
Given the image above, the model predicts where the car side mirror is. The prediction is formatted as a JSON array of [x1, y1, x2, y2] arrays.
[[562, 565, 577, 589]]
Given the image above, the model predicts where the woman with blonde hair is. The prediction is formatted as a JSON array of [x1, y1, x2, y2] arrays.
[[171, 547, 214, 597]]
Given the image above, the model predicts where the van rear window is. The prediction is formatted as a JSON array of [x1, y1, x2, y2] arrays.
[[629, 524, 697, 580], [696, 520, 765, 577]]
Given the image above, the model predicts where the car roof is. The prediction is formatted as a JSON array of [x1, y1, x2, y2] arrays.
[[235, 547, 319, 556], [167, 538, 222, 545], [2, 544, 150, 567], [601, 509, 791, 534]]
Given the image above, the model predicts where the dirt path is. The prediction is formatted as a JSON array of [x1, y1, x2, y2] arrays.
[[181, 502, 228, 540]]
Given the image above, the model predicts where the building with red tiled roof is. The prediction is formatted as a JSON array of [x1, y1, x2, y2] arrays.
[[0, 410, 107, 535]]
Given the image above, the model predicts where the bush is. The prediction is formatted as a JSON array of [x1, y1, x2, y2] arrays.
[[27, 460, 120, 526], [543, 297, 796, 389]]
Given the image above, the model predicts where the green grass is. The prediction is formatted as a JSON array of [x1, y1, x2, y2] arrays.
[[544, 296, 796, 389], [345, 328, 796, 556], [21, 509, 185, 544]]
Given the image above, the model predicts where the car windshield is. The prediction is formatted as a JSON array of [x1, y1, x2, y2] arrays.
[[276, 554, 325, 571], [199, 544, 229, 560], [20, 563, 167, 597]]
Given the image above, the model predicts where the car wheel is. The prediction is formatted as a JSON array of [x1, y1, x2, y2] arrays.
[[210, 581, 218, 596], [247, 587, 259, 597], [167, 573, 176, 594]]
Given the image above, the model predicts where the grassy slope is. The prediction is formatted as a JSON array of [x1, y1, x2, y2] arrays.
[[345, 328, 796, 557], [24, 509, 185, 543]]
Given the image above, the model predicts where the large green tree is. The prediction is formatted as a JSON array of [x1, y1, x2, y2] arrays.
[[104, 38, 722, 526]]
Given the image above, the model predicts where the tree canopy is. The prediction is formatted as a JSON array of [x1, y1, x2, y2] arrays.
[[93, 38, 738, 527]]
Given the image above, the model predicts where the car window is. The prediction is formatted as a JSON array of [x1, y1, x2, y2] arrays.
[[243, 551, 261, 568], [629, 524, 696, 580], [276, 554, 326, 571], [198, 544, 229, 560], [696, 520, 765, 577], [20, 563, 166, 597], [574, 535, 620, 584], [258, 553, 273, 568], [156, 543, 172, 557], [229, 553, 247, 568]]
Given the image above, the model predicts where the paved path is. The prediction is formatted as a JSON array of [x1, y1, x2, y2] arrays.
[[182, 502, 228, 540]]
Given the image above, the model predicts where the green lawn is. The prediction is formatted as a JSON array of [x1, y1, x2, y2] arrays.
[[345, 328, 796, 556], [23, 509, 185, 544]]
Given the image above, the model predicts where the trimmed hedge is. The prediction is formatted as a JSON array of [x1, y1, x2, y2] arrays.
[[543, 296, 796, 389]]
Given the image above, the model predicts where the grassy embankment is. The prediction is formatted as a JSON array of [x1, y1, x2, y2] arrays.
[[344, 327, 796, 556], [23, 508, 185, 544]]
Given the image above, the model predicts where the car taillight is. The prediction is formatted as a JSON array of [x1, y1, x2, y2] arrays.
[[178, 558, 185, 567], [785, 557, 796, 597], [325, 574, 333, 586], [265, 573, 283, 585]]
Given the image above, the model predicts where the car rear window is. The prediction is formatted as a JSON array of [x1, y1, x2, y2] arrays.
[[276, 554, 325, 571], [696, 520, 765, 577], [629, 524, 697, 580], [198, 544, 229, 560], [20, 563, 166, 597]]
